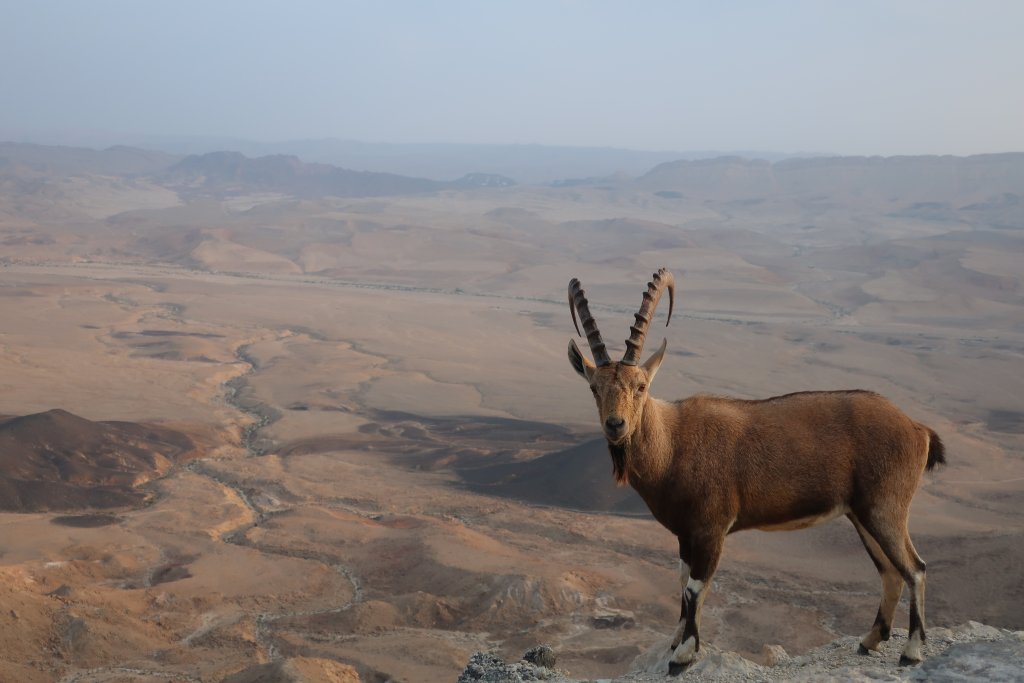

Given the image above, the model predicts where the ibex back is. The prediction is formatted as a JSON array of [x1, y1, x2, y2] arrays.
[[567, 268, 944, 674]]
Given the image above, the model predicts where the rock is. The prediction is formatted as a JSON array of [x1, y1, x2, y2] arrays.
[[458, 652, 505, 682], [457, 651, 564, 682], [788, 666, 902, 682], [284, 657, 361, 683], [954, 621, 1005, 640], [763, 644, 789, 666], [627, 636, 675, 674], [591, 613, 636, 630], [465, 622, 1024, 683], [687, 650, 767, 680], [908, 641, 1024, 682], [47, 584, 72, 598], [59, 616, 88, 658], [524, 645, 557, 669], [151, 591, 173, 607]]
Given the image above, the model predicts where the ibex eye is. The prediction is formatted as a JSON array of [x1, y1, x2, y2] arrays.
[[638, 384, 647, 393]]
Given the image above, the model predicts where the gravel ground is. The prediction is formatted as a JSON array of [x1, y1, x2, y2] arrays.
[[458, 622, 1024, 683]]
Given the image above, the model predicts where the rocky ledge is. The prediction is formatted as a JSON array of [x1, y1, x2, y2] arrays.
[[457, 622, 1024, 682]]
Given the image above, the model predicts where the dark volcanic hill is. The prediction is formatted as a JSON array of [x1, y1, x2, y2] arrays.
[[0, 409, 196, 512], [458, 438, 649, 515]]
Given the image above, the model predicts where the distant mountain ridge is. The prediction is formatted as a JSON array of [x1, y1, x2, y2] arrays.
[[0, 143, 518, 199], [3, 134, 824, 183], [159, 150, 444, 197], [3, 140, 1023, 209], [638, 152, 1024, 203], [0, 142, 180, 177], [158, 150, 516, 197]]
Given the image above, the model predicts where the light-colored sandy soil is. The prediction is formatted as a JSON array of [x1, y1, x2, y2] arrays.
[[0, 178, 1021, 682]]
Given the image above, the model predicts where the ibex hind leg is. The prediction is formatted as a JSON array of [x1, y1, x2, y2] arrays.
[[898, 536, 928, 666], [849, 514, 904, 654], [856, 512, 928, 665]]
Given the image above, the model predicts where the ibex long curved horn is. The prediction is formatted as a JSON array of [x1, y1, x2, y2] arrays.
[[568, 278, 611, 366], [622, 268, 675, 365]]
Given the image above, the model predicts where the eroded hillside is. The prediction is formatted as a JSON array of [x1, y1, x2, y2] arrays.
[[0, 144, 1021, 681]]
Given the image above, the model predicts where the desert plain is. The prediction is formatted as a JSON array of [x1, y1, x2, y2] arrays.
[[0, 146, 1022, 682]]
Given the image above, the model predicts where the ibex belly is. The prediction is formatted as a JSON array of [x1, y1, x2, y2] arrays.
[[755, 504, 849, 532]]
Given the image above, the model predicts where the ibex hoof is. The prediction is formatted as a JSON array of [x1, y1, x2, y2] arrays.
[[898, 654, 923, 667], [857, 644, 871, 656], [667, 661, 690, 676]]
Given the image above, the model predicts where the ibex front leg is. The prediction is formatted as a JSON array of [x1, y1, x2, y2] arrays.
[[668, 533, 724, 675]]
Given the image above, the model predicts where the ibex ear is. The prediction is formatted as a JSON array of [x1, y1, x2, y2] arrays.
[[642, 338, 668, 381], [568, 339, 596, 380]]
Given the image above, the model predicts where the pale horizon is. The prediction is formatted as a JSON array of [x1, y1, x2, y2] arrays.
[[3, 1, 1024, 157]]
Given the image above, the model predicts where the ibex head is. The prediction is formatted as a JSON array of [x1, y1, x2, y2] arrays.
[[567, 269, 675, 445]]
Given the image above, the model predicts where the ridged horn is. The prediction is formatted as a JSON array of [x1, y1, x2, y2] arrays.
[[568, 278, 611, 366], [622, 268, 675, 366]]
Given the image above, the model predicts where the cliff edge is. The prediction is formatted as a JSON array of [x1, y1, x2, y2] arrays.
[[458, 622, 1024, 682]]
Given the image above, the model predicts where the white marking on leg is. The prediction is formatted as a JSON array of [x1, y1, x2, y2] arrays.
[[902, 570, 926, 662], [670, 560, 692, 647], [687, 577, 707, 630], [909, 570, 926, 622], [671, 636, 697, 665], [903, 629, 923, 662]]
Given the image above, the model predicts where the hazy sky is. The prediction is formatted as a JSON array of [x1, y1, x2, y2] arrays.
[[2, 1, 1022, 155]]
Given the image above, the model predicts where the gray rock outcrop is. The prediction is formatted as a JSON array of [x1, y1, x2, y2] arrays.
[[457, 650, 566, 683], [458, 622, 1024, 682]]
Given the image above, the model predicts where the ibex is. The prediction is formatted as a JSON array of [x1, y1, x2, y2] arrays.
[[567, 269, 944, 673]]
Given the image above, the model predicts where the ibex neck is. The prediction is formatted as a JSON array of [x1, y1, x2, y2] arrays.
[[617, 398, 675, 491]]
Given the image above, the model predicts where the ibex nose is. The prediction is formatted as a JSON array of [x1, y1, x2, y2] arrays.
[[605, 416, 625, 431]]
